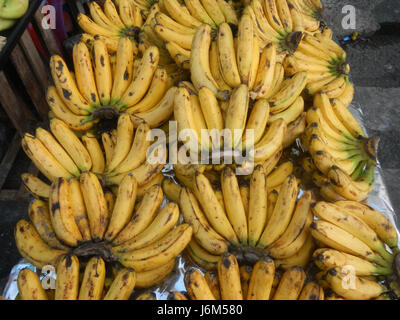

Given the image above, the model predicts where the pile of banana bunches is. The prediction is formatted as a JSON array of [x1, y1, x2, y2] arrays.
[[6, 0, 400, 300]]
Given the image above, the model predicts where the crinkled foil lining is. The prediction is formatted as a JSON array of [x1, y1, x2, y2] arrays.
[[2, 101, 399, 300]]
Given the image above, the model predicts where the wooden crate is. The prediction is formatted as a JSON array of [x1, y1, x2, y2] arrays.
[[0, 4, 68, 201]]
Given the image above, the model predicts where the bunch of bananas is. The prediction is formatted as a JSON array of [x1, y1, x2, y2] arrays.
[[284, 32, 354, 104], [309, 200, 398, 300], [162, 165, 318, 272], [20, 115, 165, 198], [0, 0, 28, 31], [15, 175, 192, 295], [78, 0, 144, 52], [301, 92, 378, 201], [168, 254, 325, 300], [47, 37, 176, 131]]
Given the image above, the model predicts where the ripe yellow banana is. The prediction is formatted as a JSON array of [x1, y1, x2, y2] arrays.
[[247, 257, 275, 300], [79, 172, 109, 241], [185, 268, 216, 300], [28, 199, 67, 250], [49, 178, 83, 247], [92, 39, 112, 106], [236, 13, 253, 86], [240, 265, 252, 299], [112, 184, 163, 245], [17, 268, 48, 300], [163, 0, 202, 28], [79, 256, 106, 300], [117, 223, 193, 272], [49, 119, 92, 172], [104, 268, 136, 300], [55, 255, 80, 300], [247, 165, 268, 246], [21, 133, 72, 182], [104, 0, 125, 29], [184, 0, 215, 27], [186, 238, 221, 270], [272, 266, 305, 300], [275, 234, 315, 270], [210, 40, 232, 93], [298, 281, 324, 300], [135, 259, 176, 288], [190, 24, 229, 100], [258, 174, 298, 248], [218, 253, 243, 300], [68, 178, 92, 241], [243, 99, 270, 148], [21, 173, 51, 200], [15, 219, 67, 268], [81, 132, 105, 174]]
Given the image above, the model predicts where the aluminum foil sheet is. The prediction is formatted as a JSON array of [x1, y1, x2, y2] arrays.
[[2, 101, 399, 300]]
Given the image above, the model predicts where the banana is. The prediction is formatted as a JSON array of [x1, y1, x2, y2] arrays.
[[135, 291, 157, 300], [247, 257, 275, 300], [263, 0, 284, 34], [312, 202, 393, 263], [104, 0, 125, 29], [106, 113, 135, 173], [282, 112, 307, 147], [28, 199, 67, 250], [218, 253, 243, 300], [268, 190, 314, 259], [17, 268, 48, 300], [184, 0, 215, 27], [286, 0, 304, 32], [248, 0, 280, 42], [313, 248, 392, 276], [166, 42, 191, 69], [79, 256, 106, 300], [155, 12, 197, 35], [260, 147, 283, 176], [112, 184, 163, 245], [49, 178, 83, 247], [195, 172, 239, 244], [242, 99, 270, 150], [21, 133, 72, 182], [310, 220, 388, 266], [37, 127, 81, 178], [68, 178, 92, 241], [105, 174, 138, 241], [216, 0, 238, 25], [328, 165, 374, 201], [89, 1, 120, 30], [79, 172, 109, 241], [163, 0, 202, 28], [81, 132, 105, 174], [92, 39, 112, 106], [162, 178, 182, 203], [104, 268, 136, 300], [118, 0, 136, 27], [50, 54, 93, 115], [46, 85, 94, 131], [111, 122, 151, 175], [239, 265, 252, 299], [180, 187, 229, 255], [324, 267, 387, 300], [258, 175, 298, 248], [224, 84, 249, 149], [153, 23, 194, 50], [105, 190, 116, 215], [117, 224, 193, 272], [251, 42, 277, 99], [220, 166, 248, 245], [73, 41, 100, 107], [298, 281, 324, 300], [268, 95, 304, 125], [266, 189, 279, 223], [266, 161, 294, 188], [217, 22, 241, 88], [49, 119, 92, 172], [130, 86, 177, 128], [185, 268, 216, 300], [186, 238, 221, 270], [247, 165, 268, 246], [190, 24, 229, 100], [334, 201, 398, 250], [135, 259, 176, 288], [55, 255, 80, 300], [102, 132, 114, 167], [127, 68, 169, 113], [15, 219, 67, 268], [111, 38, 135, 104], [22, 173, 51, 200], [198, 87, 224, 150], [251, 118, 287, 163], [276, 0, 293, 33], [269, 71, 308, 114], [331, 98, 365, 138], [113, 202, 179, 252], [78, 12, 120, 37], [337, 81, 354, 108], [119, 46, 160, 108], [272, 266, 305, 300], [210, 41, 232, 93]]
